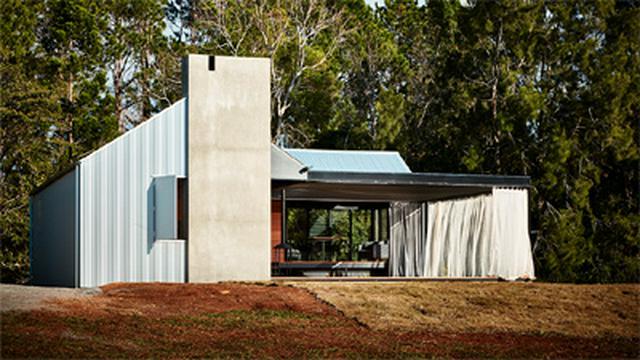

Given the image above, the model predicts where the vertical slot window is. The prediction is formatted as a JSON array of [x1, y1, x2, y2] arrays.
[[154, 175, 183, 240], [177, 178, 188, 239]]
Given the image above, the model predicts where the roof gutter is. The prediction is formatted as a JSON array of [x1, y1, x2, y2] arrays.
[[306, 171, 531, 188]]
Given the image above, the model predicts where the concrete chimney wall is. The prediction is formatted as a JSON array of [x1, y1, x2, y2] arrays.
[[184, 55, 271, 282]]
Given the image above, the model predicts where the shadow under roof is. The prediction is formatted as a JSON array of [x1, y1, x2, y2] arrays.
[[276, 171, 530, 203]]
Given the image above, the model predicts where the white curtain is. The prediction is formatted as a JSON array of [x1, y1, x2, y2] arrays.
[[389, 202, 426, 276], [390, 188, 535, 280], [490, 188, 535, 279], [425, 193, 494, 277]]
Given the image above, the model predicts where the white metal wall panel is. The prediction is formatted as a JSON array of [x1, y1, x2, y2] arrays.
[[79, 99, 187, 287]]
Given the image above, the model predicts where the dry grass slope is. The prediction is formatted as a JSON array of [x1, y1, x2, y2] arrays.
[[293, 281, 640, 338]]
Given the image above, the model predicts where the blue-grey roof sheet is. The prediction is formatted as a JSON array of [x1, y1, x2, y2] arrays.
[[284, 148, 411, 174]]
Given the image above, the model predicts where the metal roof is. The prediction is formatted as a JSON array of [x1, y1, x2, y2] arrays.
[[306, 171, 531, 188], [271, 145, 308, 180], [283, 148, 411, 174], [276, 171, 531, 202]]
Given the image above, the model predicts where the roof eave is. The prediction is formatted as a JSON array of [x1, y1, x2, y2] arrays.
[[306, 170, 531, 188]]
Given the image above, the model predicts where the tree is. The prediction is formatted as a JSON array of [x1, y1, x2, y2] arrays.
[[103, 0, 171, 129], [0, 0, 64, 282], [319, 0, 407, 150], [380, 0, 467, 170], [531, 0, 639, 282], [193, 0, 351, 146], [39, 0, 117, 158], [380, 0, 638, 282]]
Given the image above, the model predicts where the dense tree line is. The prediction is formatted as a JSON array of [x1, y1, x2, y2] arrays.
[[1, 0, 638, 283]]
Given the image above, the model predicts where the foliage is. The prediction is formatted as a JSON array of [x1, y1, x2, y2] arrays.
[[1, 0, 63, 282], [1, 0, 638, 283]]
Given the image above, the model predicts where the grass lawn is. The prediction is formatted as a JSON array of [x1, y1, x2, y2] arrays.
[[293, 281, 639, 337], [1, 282, 638, 358]]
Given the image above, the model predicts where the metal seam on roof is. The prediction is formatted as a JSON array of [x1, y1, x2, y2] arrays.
[[284, 148, 412, 174]]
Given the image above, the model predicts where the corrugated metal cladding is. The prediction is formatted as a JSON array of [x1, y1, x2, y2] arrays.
[[78, 99, 187, 287], [30, 170, 78, 287], [284, 148, 412, 174]]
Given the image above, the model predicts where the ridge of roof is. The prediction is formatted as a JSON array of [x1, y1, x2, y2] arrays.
[[284, 148, 403, 155]]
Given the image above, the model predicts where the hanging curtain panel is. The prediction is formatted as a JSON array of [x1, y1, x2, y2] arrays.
[[490, 188, 535, 279], [424, 194, 494, 277], [389, 202, 427, 277], [390, 188, 535, 280]]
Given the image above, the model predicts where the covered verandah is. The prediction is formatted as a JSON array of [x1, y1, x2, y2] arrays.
[[271, 170, 533, 279]]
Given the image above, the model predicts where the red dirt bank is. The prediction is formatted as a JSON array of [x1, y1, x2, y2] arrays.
[[1, 283, 637, 358]]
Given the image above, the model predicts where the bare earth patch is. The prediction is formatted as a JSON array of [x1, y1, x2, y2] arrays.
[[1, 282, 638, 358]]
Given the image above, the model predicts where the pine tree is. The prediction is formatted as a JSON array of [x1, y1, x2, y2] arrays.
[[0, 0, 64, 282], [39, 0, 118, 158], [103, 0, 170, 129], [321, 0, 407, 150]]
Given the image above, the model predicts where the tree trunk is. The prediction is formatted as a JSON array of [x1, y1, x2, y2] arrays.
[[67, 71, 74, 161], [491, 21, 503, 171], [66, 38, 75, 159], [114, 58, 124, 133]]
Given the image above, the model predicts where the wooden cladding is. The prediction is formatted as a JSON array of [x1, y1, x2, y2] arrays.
[[271, 200, 284, 262]]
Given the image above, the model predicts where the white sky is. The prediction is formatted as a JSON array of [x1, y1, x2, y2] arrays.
[[364, 0, 384, 7], [365, 0, 465, 8]]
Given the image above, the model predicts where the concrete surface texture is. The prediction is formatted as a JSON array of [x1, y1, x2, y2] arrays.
[[0, 284, 101, 312], [185, 55, 272, 282]]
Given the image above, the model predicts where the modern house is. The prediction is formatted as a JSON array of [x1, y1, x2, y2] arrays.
[[30, 55, 535, 287]]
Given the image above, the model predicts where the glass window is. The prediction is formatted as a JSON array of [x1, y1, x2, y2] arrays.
[[153, 176, 187, 240]]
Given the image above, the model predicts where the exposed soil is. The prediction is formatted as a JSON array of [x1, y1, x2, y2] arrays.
[[1, 282, 638, 359]]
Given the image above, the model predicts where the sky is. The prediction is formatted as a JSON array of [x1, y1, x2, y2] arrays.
[[365, 0, 468, 8], [364, 0, 384, 7]]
